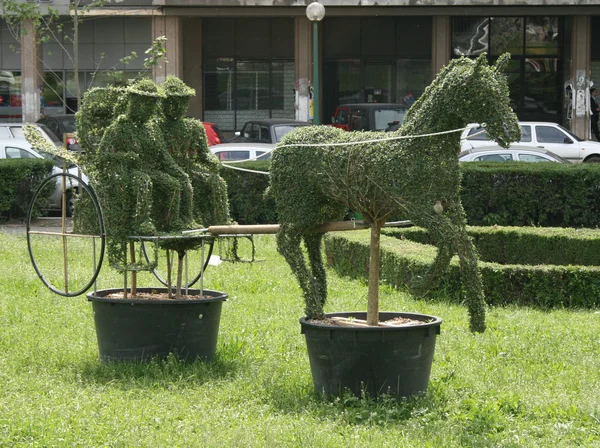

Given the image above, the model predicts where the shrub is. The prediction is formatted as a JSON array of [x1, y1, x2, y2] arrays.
[[0, 158, 54, 220], [326, 228, 600, 309]]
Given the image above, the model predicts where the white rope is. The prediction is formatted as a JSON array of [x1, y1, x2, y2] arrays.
[[219, 123, 487, 175]]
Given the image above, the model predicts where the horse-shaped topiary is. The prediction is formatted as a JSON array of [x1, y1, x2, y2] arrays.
[[270, 54, 521, 333]]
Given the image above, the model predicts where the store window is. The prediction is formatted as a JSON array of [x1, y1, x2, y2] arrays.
[[0, 71, 22, 122], [203, 18, 295, 132], [452, 16, 563, 123], [323, 17, 432, 123]]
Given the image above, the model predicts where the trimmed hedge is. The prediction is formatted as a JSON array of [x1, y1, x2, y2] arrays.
[[220, 161, 600, 227], [383, 226, 600, 267], [0, 158, 54, 220], [325, 229, 600, 308], [460, 162, 600, 227], [219, 160, 276, 225]]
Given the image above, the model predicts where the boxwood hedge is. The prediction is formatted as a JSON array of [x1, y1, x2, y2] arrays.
[[325, 227, 600, 308]]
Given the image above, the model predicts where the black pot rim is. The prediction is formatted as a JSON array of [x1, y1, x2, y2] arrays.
[[87, 287, 227, 305], [300, 311, 442, 331]]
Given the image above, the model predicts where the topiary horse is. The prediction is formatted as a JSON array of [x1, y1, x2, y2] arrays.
[[270, 54, 520, 333]]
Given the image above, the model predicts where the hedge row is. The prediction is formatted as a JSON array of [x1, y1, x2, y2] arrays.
[[220, 161, 600, 228], [325, 229, 600, 309], [383, 226, 600, 267], [460, 162, 600, 227], [0, 158, 54, 221]]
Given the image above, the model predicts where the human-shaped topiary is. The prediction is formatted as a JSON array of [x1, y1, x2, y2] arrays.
[[161, 76, 229, 228]]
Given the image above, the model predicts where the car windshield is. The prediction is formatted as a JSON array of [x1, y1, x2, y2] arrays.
[[59, 117, 76, 133], [556, 124, 583, 142], [273, 125, 305, 142], [374, 109, 407, 131]]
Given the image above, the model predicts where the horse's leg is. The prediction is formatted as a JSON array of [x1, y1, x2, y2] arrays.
[[276, 224, 325, 319], [304, 232, 327, 318], [448, 206, 486, 333]]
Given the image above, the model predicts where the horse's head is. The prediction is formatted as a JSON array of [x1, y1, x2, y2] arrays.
[[413, 53, 520, 147]]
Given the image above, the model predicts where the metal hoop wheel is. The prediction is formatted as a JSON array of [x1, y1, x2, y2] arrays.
[[26, 171, 106, 297], [141, 235, 215, 289]]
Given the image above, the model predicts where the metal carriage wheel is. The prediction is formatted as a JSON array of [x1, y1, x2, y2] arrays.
[[26, 171, 106, 297]]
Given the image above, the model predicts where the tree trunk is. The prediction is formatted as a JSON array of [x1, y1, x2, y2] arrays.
[[366, 221, 383, 326]]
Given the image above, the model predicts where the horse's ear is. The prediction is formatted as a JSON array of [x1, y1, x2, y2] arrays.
[[494, 53, 511, 72], [473, 53, 488, 72]]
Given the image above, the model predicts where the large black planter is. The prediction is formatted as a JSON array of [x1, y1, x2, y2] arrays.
[[87, 288, 227, 363], [300, 311, 442, 398]]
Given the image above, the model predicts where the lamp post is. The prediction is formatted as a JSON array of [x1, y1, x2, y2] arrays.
[[306, 2, 325, 125]]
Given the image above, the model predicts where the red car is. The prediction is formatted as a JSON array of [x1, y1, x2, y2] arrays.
[[202, 122, 225, 146]]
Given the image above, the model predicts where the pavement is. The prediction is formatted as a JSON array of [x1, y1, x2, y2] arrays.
[[0, 217, 72, 234]]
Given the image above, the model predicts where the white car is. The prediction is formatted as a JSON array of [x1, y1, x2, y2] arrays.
[[459, 146, 569, 163], [460, 122, 600, 163], [0, 139, 86, 216], [210, 142, 274, 162]]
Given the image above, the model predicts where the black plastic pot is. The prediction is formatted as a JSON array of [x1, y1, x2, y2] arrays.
[[300, 311, 442, 398], [87, 288, 227, 363]]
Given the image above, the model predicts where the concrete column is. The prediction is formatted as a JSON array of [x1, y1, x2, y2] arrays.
[[432, 16, 451, 77], [570, 16, 592, 140], [295, 17, 311, 122], [152, 16, 183, 85], [183, 18, 203, 119], [21, 19, 42, 122]]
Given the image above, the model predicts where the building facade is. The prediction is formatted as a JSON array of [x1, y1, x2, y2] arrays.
[[5, 1, 600, 140]]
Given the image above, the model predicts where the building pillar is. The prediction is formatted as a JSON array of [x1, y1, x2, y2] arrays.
[[21, 19, 42, 122], [570, 16, 592, 140], [183, 18, 203, 119], [152, 16, 183, 84], [432, 16, 451, 77], [295, 17, 312, 122]]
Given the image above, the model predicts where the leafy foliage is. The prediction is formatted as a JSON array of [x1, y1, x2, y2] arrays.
[[75, 77, 229, 273], [326, 228, 600, 309], [0, 158, 53, 220], [270, 54, 520, 332]]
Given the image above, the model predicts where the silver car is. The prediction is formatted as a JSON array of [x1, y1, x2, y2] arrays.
[[459, 145, 569, 163], [0, 138, 86, 215]]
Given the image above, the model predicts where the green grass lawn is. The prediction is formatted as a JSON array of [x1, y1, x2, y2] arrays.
[[1, 232, 599, 447]]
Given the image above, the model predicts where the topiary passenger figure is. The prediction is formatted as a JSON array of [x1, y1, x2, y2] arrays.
[[161, 76, 229, 227], [95, 79, 191, 267]]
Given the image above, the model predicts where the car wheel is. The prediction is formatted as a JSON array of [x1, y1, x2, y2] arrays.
[[585, 156, 600, 163]]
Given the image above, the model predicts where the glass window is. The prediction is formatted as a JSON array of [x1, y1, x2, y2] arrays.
[[5, 146, 36, 159], [236, 61, 270, 111], [474, 153, 512, 162], [335, 108, 350, 125], [520, 125, 532, 142], [256, 151, 271, 160], [259, 125, 271, 143], [467, 127, 490, 140], [273, 125, 304, 142], [216, 151, 250, 161], [350, 108, 369, 131], [519, 154, 552, 162], [452, 17, 490, 57], [525, 17, 559, 55], [396, 59, 431, 106], [536, 125, 570, 143], [365, 63, 392, 103], [0, 70, 22, 122], [490, 17, 524, 56], [374, 108, 407, 131]]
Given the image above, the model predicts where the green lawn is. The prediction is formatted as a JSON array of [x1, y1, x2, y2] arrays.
[[1, 233, 599, 447]]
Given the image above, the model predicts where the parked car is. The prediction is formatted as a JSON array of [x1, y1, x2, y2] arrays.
[[0, 122, 62, 149], [459, 146, 569, 163], [331, 103, 409, 132], [460, 121, 600, 163], [36, 115, 80, 152], [202, 122, 226, 146], [0, 139, 86, 216], [228, 119, 309, 144], [210, 142, 274, 162]]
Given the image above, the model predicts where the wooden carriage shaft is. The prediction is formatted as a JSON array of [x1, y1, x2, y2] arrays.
[[206, 220, 412, 236]]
